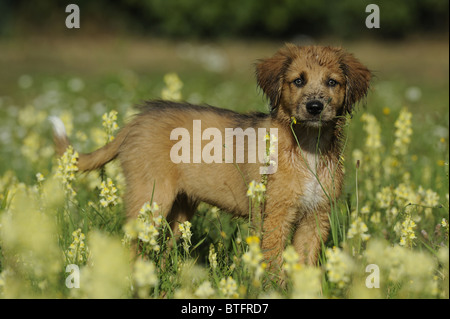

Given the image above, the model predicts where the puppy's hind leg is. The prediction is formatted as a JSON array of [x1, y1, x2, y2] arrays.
[[124, 178, 177, 220], [155, 192, 198, 273], [166, 193, 199, 237], [124, 178, 179, 261]]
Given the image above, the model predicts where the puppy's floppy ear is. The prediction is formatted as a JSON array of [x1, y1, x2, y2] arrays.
[[255, 44, 294, 112], [339, 51, 372, 113]]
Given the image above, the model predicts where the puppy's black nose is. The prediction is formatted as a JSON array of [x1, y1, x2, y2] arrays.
[[306, 100, 324, 115]]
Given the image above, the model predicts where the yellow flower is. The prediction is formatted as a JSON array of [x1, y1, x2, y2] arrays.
[[179, 221, 192, 253], [219, 276, 238, 298], [361, 204, 370, 215], [376, 187, 393, 209], [361, 113, 382, 150], [242, 236, 265, 284], [282, 245, 301, 274], [208, 244, 218, 269], [99, 178, 118, 208], [102, 110, 119, 143], [370, 211, 382, 224], [195, 281, 215, 299], [325, 246, 354, 289], [422, 189, 439, 217], [291, 266, 322, 299], [393, 108, 413, 156], [65, 228, 89, 264], [290, 116, 297, 124], [161, 73, 183, 101], [80, 231, 129, 298], [124, 202, 164, 252], [55, 145, 79, 199], [347, 217, 371, 242], [36, 173, 45, 183], [60, 110, 74, 137], [246, 180, 266, 202], [394, 183, 417, 208], [245, 236, 260, 245], [133, 259, 158, 296], [399, 215, 417, 248]]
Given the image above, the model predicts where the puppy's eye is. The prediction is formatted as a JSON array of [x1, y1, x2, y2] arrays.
[[293, 78, 304, 87], [327, 79, 338, 87]]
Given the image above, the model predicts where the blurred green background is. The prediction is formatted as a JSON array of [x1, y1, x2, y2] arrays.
[[0, 0, 448, 38]]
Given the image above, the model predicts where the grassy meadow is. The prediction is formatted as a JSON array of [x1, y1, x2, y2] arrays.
[[0, 36, 448, 299]]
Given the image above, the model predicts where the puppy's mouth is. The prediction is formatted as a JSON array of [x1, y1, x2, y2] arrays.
[[299, 119, 329, 128], [294, 111, 334, 126]]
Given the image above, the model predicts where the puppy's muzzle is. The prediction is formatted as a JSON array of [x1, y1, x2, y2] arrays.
[[306, 100, 324, 116]]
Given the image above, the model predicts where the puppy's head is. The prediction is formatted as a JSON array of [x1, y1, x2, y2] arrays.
[[256, 44, 371, 127]]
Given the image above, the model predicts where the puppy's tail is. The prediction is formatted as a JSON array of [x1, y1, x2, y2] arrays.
[[49, 116, 126, 172]]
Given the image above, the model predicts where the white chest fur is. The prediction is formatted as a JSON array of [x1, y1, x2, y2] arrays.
[[297, 152, 333, 211]]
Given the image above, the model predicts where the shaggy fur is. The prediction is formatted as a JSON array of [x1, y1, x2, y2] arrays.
[[52, 44, 371, 271]]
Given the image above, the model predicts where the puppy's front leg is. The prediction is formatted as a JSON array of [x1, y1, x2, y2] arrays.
[[260, 204, 298, 273], [292, 207, 330, 265]]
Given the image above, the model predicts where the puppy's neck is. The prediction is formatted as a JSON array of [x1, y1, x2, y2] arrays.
[[292, 123, 334, 152]]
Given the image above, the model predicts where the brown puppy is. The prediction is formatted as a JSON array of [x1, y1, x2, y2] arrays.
[[51, 44, 371, 271]]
